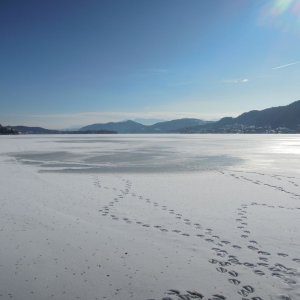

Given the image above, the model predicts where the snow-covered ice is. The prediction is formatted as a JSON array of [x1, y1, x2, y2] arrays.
[[0, 134, 299, 300]]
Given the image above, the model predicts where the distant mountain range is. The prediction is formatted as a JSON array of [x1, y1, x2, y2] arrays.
[[11, 126, 61, 134], [80, 118, 209, 133], [0, 124, 18, 135], [181, 100, 300, 133], [145, 118, 210, 132], [6, 126, 116, 135], [1, 100, 300, 135], [79, 101, 300, 133]]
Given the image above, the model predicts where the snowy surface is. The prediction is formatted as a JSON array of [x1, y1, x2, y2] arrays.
[[0, 134, 299, 300]]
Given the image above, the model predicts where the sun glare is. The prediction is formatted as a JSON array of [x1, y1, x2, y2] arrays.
[[261, 0, 300, 33], [271, 0, 294, 16]]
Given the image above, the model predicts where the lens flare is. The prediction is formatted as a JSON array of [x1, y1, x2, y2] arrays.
[[260, 0, 300, 34], [292, 1, 300, 15], [270, 0, 293, 16]]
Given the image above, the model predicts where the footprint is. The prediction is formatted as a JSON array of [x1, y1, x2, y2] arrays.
[[228, 278, 240, 285], [228, 257, 241, 265], [249, 240, 258, 244], [272, 272, 284, 279], [258, 251, 271, 256], [274, 263, 290, 271], [257, 262, 269, 267], [168, 289, 180, 296], [186, 291, 204, 299], [219, 261, 231, 266], [244, 262, 256, 268], [238, 285, 255, 297], [232, 245, 242, 249], [206, 237, 216, 242], [284, 278, 296, 285], [248, 245, 259, 251], [253, 269, 265, 276], [228, 270, 238, 277], [208, 259, 219, 264], [220, 240, 230, 245], [211, 295, 226, 300], [238, 289, 249, 297], [216, 267, 227, 273], [258, 257, 268, 262], [216, 252, 227, 257], [278, 296, 291, 300]]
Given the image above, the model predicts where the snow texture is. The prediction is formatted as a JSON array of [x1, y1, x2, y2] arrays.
[[0, 134, 299, 300]]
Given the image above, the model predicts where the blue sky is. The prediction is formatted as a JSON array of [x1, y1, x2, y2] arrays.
[[1, 0, 300, 128]]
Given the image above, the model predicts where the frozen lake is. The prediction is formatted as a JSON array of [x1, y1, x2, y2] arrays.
[[0, 134, 299, 300], [4, 134, 300, 174]]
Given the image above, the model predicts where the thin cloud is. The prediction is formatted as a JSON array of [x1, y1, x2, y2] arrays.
[[272, 61, 300, 70], [222, 78, 249, 84]]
